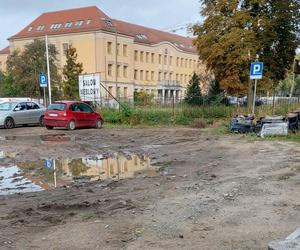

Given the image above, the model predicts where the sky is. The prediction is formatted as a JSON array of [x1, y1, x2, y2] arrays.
[[0, 0, 202, 49]]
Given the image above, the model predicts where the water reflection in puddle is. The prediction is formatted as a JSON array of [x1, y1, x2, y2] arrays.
[[1, 134, 74, 142], [0, 153, 156, 195]]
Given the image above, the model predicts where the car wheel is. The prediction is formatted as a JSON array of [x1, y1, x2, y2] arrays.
[[39, 116, 45, 127], [67, 120, 76, 130], [46, 126, 54, 130], [95, 119, 103, 129], [4, 117, 14, 129]]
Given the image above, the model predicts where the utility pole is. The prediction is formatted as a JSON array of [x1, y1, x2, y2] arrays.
[[45, 35, 52, 104]]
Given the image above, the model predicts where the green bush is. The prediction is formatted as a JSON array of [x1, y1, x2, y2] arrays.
[[175, 115, 193, 125]]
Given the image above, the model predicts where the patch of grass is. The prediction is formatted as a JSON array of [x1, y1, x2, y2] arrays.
[[99, 105, 236, 128], [81, 213, 96, 221], [272, 173, 295, 181], [156, 162, 172, 173]]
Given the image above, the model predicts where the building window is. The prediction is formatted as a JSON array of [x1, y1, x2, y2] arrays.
[[184, 75, 187, 83], [151, 71, 155, 81], [117, 87, 121, 97], [146, 71, 149, 81], [134, 69, 138, 80], [86, 19, 92, 25], [124, 87, 128, 98], [50, 23, 62, 29], [158, 72, 162, 81], [164, 55, 167, 65], [107, 42, 112, 54], [117, 65, 121, 77], [123, 45, 128, 57], [62, 43, 69, 55], [170, 56, 173, 66], [65, 22, 73, 28], [189, 59, 192, 68], [140, 70, 144, 80], [28, 26, 33, 32], [151, 53, 155, 63], [159, 54, 162, 64], [123, 66, 128, 78], [181, 58, 184, 67], [37, 25, 45, 31], [75, 20, 84, 27], [164, 72, 167, 80], [169, 73, 173, 80], [176, 74, 179, 81], [146, 52, 149, 63], [117, 43, 120, 56], [194, 60, 196, 68], [140, 51, 144, 62], [134, 50, 138, 61], [108, 64, 113, 77], [180, 74, 183, 82], [185, 59, 188, 68], [177, 57, 180, 67]]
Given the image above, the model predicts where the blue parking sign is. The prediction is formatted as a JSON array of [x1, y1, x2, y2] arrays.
[[44, 159, 54, 170], [39, 73, 48, 88], [250, 62, 263, 80]]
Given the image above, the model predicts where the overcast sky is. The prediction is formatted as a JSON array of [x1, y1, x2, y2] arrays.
[[0, 0, 202, 49]]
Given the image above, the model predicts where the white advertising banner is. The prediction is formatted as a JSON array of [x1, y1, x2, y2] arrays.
[[79, 73, 101, 102]]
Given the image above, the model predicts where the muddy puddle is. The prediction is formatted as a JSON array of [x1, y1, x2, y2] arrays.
[[0, 134, 74, 142], [0, 153, 156, 195]]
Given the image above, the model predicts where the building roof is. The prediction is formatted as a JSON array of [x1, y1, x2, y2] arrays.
[[9, 6, 196, 53], [0, 46, 10, 55]]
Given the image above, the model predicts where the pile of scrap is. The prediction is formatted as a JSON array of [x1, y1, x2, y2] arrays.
[[257, 116, 288, 138], [230, 114, 255, 133], [230, 108, 300, 137]]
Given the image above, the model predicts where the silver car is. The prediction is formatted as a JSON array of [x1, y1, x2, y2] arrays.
[[0, 101, 46, 129]]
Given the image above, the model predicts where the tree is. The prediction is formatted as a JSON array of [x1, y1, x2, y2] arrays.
[[206, 80, 224, 104], [0, 71, 18, 97], [185, 73, 203, 105], [6, 39, 61, 100], [62, 45, 83, 100], [193, 0, 300, 97]]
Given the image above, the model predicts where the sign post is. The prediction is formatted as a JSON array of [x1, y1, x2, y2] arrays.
[[39, 73, 48, 105], [250, 62, 264, 114]]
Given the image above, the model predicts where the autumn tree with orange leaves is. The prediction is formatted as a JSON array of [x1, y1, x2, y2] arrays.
[[193, 0, 300, 101]]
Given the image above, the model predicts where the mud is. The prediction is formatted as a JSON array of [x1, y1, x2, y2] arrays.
[[0, 127, 299, 250], [0, 153, 156, 195]]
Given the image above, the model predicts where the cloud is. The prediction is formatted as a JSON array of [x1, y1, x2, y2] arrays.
[[0, 0, 201, 48]]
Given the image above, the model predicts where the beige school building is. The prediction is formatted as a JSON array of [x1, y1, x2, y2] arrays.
[[0, 6, 206, 102]]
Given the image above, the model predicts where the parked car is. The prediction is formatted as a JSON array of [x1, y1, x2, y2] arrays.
[[44, 101, 104, 130], [0, 101, 45, 129]]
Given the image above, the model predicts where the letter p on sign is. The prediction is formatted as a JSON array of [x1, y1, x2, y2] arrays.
[[250, 62, 263, 80]]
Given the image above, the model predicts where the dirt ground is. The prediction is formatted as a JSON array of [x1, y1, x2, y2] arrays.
[[0, 126, 300, 250]]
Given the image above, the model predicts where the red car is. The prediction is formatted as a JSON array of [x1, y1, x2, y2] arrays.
[[44, 101, 104, 130]]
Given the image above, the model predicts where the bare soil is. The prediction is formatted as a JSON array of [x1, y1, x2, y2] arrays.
[[0, 126, 300, 250]]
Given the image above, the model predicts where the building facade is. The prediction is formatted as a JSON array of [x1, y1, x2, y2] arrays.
[[1, 6, 206, 102], [0, 46, 9, 72]]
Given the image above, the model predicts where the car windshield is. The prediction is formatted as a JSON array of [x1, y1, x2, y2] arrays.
[[47, 103, 66, 111], [0, 102, 16, 111]]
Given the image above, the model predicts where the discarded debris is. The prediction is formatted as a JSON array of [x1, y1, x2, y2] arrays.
[[230, 114, 255, 133], [269, 227, 300, 250], [258, 116, 288, 138]]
